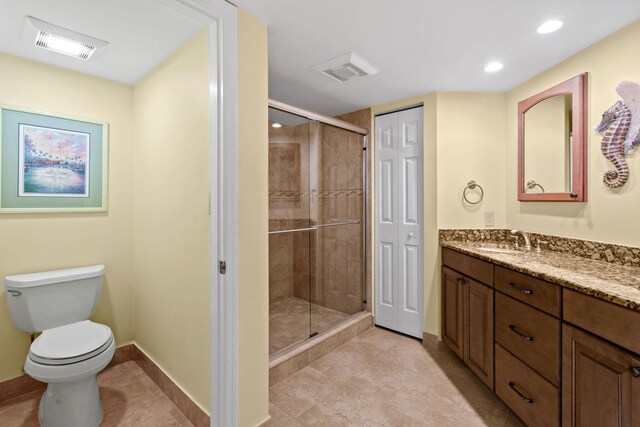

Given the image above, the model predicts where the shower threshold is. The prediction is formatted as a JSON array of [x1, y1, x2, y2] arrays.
[[269, 310, 372, 385]]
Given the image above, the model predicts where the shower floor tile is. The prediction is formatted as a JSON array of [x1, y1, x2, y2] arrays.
[[267, 327, 526, 427], [270, 297, 350, 355], [0, 361, 192, 427]]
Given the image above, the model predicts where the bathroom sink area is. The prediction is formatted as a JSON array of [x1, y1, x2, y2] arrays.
[[473, 244, 522, 255]]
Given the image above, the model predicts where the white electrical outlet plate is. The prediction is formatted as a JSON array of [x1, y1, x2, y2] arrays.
[[484, 211, 495, 227]]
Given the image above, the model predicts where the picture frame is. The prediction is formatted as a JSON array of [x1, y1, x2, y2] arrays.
[[0, 105, 108, 213]]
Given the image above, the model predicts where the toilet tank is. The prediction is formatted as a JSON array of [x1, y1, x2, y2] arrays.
[[4, 265, 105, 333]]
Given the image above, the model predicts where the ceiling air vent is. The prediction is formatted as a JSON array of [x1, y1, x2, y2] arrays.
[[312, 52, 379, 83], [26, 16, 108, 60]]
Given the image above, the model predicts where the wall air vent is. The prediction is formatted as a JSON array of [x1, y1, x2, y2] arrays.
[[312, 52, 379, 83], [26, 16, 108, 60]]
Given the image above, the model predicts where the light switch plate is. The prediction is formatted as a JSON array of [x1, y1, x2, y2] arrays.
[[484, 211, 495, 227]]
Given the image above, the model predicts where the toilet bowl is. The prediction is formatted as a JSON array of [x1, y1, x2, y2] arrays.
[[4, 265, 113, 427], [25, 321, 115, 427]]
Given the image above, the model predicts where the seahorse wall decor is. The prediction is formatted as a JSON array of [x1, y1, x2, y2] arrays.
[[595, 80, 640, 188]]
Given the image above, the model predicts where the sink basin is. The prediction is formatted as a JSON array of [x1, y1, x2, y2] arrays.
[[474, 245, 522, 255]]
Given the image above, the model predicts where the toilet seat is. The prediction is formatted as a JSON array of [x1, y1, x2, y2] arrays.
[[29, 320, 113, 366]]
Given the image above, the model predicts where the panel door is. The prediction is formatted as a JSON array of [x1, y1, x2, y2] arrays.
[[563, 324, 640, 427], [375, 107, 424, 338], [464, 278, 494, 390], [441, 266, 464, 358], [375, 112, 400, 331], [397, 107, 424, 338]]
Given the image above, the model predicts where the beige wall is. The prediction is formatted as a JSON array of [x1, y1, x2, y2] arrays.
[[436, 93, 507, 230], [237, 10, 270, 427], [132, 31, 211, 411], [506, 20, 640, 246], [0, 53, 135, 382]]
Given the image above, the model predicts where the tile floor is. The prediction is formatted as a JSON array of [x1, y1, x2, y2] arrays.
[[268, 327, 525, 426], [270, 297, 350, 355], [0, 361, 192, 427]]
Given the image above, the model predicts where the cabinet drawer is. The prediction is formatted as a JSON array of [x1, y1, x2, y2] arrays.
[[496, 344, 560, 427], [564, 289, 640, 355], [442, 247, 494, 286], [495, 292, 560, 386], [495, 266, 561, 316]]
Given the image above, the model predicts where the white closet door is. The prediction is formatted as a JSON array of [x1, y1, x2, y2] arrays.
[[375, 113, 400, 331], [375, 107, 423, 339]]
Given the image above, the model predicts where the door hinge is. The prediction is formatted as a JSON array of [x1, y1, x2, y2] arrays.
[[219, 261, 226, 274]]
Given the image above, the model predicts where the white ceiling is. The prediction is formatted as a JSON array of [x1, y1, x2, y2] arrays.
[[235, 0, 640, 116], [0, 0, 206, 84], [1, 1, 639, 115]]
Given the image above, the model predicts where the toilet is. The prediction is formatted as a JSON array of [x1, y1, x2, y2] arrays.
[[4, 265, 114, 427]]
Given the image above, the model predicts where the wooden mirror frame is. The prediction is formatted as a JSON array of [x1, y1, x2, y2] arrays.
[[518, 73, 588, 202]]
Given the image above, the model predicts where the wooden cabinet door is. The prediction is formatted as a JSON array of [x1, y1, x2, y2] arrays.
[[563, 324, 640, 426], [441, 266, 464, 358], [465, 279, 494, 390]]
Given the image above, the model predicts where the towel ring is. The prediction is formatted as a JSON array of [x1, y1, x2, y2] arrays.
[[463, 180, 484, 205], [525, 180, 545, 193]]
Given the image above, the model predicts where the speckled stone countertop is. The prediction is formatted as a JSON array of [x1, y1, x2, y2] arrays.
[[441, 239, 640, 313]]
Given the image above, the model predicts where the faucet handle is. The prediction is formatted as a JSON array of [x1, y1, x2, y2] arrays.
[[535, 240, 548, 253], [511, 235, 520, 248]]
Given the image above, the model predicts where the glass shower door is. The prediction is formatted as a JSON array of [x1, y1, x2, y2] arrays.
[[268, 107, 313, 355], [309, 122, 365, 336]]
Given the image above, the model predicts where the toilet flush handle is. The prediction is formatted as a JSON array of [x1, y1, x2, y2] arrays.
[[7, 290, 21, 297]]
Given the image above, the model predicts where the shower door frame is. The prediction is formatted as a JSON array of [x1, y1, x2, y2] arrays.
[[268, 99, 370, 337]]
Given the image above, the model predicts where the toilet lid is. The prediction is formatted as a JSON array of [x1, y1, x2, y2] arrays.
[[29, 320, 113, 365]]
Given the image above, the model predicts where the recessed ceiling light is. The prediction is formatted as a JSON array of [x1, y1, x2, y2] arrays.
[[271, 123, 282, 128], [537, 20, 564, 34], [27, 16, 108, 60], [484, 62, 504, 73]]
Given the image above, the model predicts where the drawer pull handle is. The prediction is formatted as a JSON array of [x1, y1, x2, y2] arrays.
[[457, 277, 466, 286], [509, 282, 533, 295], [632, 367, 640, 378], [508, 382, 534, 404], [509, 325, 534, 341]]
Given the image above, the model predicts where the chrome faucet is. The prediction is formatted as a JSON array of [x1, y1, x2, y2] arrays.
[[510, 229, 532, 250]]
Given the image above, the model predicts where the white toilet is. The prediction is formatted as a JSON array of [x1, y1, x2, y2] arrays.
[[4, 265, 114, 427]]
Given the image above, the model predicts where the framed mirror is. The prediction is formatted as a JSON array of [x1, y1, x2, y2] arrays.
[[518, 73, 588, 201]]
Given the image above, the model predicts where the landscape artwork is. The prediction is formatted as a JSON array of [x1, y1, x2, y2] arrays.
[[18, 124, 90, 197]]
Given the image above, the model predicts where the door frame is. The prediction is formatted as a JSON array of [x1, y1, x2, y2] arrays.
[[162, 0, 239, 425], [203, 2, 238, 426]]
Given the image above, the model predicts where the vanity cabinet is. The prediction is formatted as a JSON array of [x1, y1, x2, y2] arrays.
[[441, 245, 640, 427], [441, 248, 494, 390], [562, 289, 640, 427]]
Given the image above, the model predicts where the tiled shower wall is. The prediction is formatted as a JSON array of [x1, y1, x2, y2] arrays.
[[268, 121, 311, 303]]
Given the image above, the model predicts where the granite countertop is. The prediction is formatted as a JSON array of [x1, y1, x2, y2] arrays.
[[441, 240, 640, 313]]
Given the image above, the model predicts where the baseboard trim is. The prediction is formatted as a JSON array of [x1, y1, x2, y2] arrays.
[[0, 372, 44, 404], [0, 343, 210, 427], [131, 344, 210, 427]]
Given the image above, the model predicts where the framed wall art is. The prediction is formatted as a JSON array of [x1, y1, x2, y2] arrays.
[[0, 105, 108, 213]]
